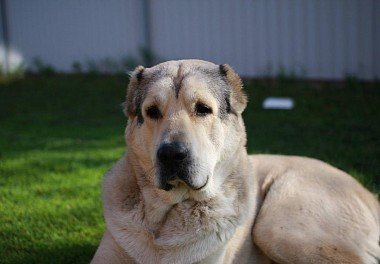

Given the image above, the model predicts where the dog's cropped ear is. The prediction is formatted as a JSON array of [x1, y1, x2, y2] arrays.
[[219, 64, 247, 114], [124, 65, 145, 120]]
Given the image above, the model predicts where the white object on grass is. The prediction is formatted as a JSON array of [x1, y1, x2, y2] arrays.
[[262, 97, 295, 110]]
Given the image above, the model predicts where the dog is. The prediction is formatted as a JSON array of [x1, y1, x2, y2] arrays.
[[91, 60, 380, 263]]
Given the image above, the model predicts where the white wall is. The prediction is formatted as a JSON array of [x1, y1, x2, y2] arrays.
[[1, 0, 379, 80]]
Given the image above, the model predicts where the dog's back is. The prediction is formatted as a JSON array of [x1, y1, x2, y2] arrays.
[[251, 154, 380, 264]]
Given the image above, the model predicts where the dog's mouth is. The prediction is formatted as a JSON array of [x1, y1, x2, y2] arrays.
[[191, 177, 209, 190], [160, 174, 209, 192]]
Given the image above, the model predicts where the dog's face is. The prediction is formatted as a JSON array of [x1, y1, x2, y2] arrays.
[[125, 60, 247, 200]]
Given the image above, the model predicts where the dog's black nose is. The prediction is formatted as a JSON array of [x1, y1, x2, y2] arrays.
[[157, 142, 189, 164]]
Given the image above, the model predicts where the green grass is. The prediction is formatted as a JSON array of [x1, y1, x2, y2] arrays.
[[0, 76, 379, 263]]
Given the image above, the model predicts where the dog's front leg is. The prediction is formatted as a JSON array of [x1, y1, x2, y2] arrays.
[[91, 230, 134, 264]]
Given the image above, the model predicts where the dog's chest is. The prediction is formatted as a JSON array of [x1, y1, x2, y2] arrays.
[[123, 197, 241, 263]]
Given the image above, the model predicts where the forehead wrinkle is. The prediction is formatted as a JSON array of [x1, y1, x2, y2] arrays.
[[174, 63, 190, 98], [175, 71, 209, 100]]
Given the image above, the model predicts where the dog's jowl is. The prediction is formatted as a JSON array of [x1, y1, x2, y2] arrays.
[[91, 60, 380, 264]]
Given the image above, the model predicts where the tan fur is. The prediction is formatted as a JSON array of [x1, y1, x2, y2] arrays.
[[91, 60, 380, 264], [252, 155, 380, 264]]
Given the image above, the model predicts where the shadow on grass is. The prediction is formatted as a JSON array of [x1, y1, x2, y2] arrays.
[[5, 243, 98, 264], [243, 81, 380, 192]]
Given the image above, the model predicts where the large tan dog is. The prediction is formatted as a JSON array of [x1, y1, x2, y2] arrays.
[[91, 60, 379, 264]]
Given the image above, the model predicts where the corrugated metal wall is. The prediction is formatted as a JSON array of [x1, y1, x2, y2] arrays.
[[0, 0, 8, 72], [6, 0, 145, 72], [1, 0, 379, 80], [151, 0, 379, 79]]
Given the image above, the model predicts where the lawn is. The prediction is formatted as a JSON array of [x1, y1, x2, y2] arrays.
[[0, 76, 379, 263]]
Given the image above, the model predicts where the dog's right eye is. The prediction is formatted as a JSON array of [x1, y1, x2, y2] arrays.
[[146, 106, 162, 119], [195, 103, 212, 116]]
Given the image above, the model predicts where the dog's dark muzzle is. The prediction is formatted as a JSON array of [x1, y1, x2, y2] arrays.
[[157, 141, 192, 190]]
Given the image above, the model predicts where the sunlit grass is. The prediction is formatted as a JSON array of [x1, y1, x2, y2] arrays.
[[0, 76, 379, 263], [0, 76, 127, 263]]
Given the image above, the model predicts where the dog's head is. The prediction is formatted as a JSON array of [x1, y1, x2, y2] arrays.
[[124, 60, 247, 200]]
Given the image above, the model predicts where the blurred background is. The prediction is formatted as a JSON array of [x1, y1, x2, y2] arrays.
[[1, 0, 379, 79], [0, 1, 379, 263]]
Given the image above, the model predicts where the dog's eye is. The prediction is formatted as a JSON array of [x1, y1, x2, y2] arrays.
[[146, 106, 162, 119], [195, 103, 212, 116]]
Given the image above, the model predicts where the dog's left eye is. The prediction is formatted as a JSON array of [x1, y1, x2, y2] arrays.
[[146, 106, 162, 119], [195, 103, 212, 116]]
